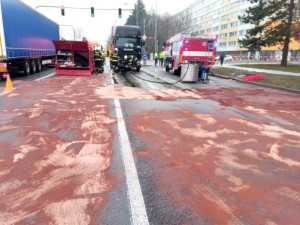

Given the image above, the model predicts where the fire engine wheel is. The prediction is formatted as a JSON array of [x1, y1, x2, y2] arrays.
[[36, 59, 42, 72], [173, 63, 180, 75], [30, 60, 37, 74], [165, 63, 170, 72], [23, 60, 31, 76]]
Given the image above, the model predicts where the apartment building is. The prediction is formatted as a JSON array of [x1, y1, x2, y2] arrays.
[[174, 0, 300, 60]]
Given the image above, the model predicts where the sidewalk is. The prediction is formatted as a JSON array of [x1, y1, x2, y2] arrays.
[[215, 64, 300, 77]]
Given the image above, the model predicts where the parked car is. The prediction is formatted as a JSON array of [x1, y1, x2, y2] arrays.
[[215, 54, 233, 62]]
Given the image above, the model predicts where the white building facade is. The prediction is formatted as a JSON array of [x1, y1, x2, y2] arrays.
[[173, 0, 300, 60]]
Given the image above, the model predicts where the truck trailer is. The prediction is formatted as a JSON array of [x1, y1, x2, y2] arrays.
[[110, 25, 143, 72], [0, 0, 59, 80]]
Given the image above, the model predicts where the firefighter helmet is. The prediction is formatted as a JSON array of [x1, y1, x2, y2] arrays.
[[115, 48, 118, 53]]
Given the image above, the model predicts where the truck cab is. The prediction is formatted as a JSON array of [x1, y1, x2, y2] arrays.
[[110, 25, 144, 72]]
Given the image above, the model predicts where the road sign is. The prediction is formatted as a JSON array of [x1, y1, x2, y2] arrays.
[[142, 35, 147, 40], [148, 37, 155, 39]]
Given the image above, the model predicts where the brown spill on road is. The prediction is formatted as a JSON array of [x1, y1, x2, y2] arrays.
[[1, 74, 300, 224], [129, 87, 300, 224], [0, 75, 116, 224]]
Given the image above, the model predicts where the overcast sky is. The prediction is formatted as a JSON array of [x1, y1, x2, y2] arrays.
[[20, 0, 196, 45]]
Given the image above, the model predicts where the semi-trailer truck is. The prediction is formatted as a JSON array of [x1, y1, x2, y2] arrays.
[[0, 0, 59, 80]]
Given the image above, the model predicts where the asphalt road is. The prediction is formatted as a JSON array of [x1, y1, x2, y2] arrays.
[[0, 63, 299, 224]]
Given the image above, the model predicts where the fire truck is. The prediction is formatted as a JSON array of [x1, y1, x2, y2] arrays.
[[164, 33, 218, 76]]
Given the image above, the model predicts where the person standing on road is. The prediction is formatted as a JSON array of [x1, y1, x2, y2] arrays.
[[93, 48, 102, 74], [128, 55, 138, 72], [220, 52, 225, 66], [159, 51, 165, 67], [143, 55, 148, 65], [154, 52, 158, 66], [111, 48, 119, 73]]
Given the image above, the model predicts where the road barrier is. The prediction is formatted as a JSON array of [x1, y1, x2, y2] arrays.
[[4, 73, 14, 91]]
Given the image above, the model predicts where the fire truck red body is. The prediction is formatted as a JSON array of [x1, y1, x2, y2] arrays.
[[164, 33, 218, 75]]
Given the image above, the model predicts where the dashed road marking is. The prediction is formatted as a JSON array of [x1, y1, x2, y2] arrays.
[[109, 71, 149, 225]]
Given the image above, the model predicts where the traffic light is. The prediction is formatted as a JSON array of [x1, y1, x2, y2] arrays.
[[61, 6, 65, 16], [91, 7, 94, 17], [118, 8, 122, 18]]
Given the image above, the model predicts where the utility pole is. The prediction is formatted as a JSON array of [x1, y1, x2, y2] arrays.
[[144, 19, 145, 35], [136, 4, 138, 26], [154, 0, 157, 53]]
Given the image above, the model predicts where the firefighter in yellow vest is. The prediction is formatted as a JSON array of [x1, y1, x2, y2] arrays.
[[110, 48, 120, 72], [128, 55, 138, 72], [93, 48, 103, 73]]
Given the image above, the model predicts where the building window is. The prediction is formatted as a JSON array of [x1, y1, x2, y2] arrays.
[[220, 24, 228, 30], [228, 41, 236, 46], [220, 33, 228, 38], [213, 26, 219, 31], [239, 29, 248, 36], [221, 14, 229, 20], [229, 31, 237, 37], [207, 28, 212, 33], [219, 42, 227, 47], [213, 17, 221, 23], [229, 21, 239, 27]]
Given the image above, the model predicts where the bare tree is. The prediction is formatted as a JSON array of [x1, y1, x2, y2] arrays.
[[74, 27, 84, 40]]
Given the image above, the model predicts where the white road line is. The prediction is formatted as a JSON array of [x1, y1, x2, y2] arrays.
[[0, 91, 9, 96], [34, 73, 55, 81], [109, 71, 149, 225]]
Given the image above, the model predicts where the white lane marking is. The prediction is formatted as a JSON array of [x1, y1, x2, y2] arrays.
[[34, 73, 55, 81], [0, 91, 9, 96], [109, 71, 149, 225]]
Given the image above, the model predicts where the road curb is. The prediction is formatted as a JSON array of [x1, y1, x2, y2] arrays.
[[211, 73, 300, 94]]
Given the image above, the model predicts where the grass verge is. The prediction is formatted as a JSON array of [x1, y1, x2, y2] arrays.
[[236, 64, 300, 73], [211, 67, 300, 90]]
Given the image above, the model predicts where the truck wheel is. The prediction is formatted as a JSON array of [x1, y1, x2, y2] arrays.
[[36, 59, 42, 72], [30, 60, 37, 74], [23, 60, 31, 76]]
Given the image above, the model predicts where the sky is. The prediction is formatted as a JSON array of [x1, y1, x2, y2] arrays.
[[20, 0, 196, 46]]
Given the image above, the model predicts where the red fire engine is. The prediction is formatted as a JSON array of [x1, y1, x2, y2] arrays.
[[164, 33, 218, 75]]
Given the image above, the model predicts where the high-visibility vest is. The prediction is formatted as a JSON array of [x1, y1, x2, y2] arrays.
[[154, 53, 158, 59], [111, 53, 119, 62], [94, 50, 102, 61]]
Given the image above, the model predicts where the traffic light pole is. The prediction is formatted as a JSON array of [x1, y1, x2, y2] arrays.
[[35, 5, 142, 15]]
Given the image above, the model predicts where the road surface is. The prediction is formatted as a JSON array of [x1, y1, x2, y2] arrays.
[[0, 63, 299, 224]]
